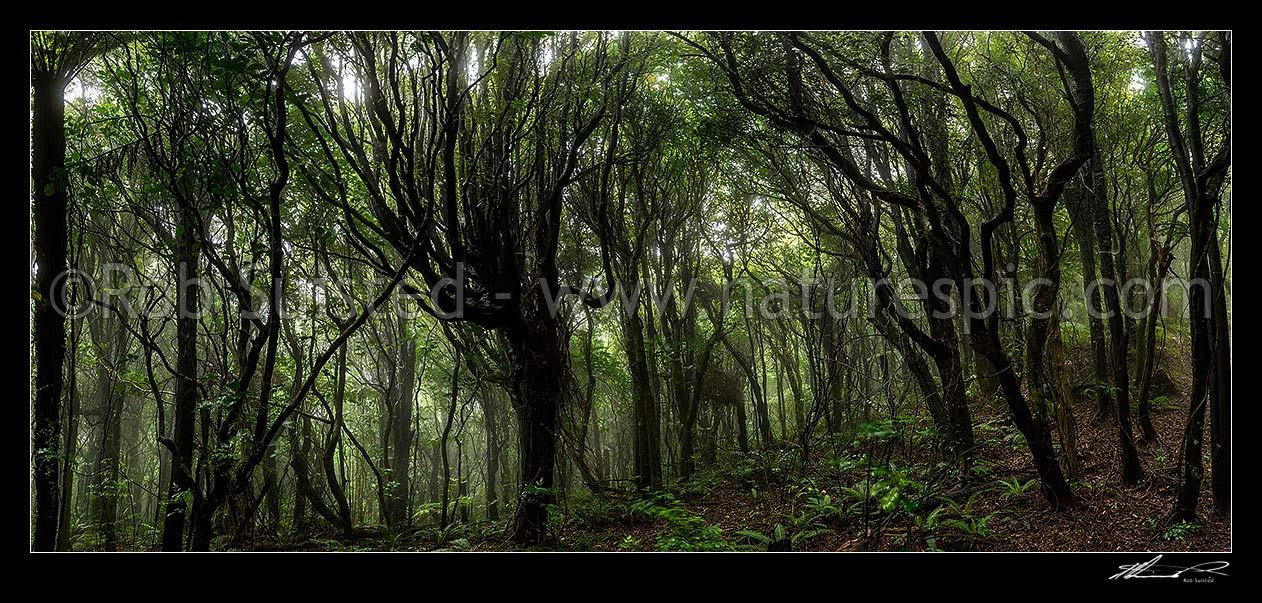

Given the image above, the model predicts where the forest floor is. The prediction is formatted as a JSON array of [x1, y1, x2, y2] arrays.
[[250, 367, 1229, 553], [539, 387, 1229, 552]]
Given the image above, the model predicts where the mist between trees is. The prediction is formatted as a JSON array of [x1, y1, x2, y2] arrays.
[[55, 262, 1219, 325], [31, 30, 1229, 553]]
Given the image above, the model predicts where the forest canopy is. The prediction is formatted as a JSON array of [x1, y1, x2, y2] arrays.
[[30, 30, 1230, 553]]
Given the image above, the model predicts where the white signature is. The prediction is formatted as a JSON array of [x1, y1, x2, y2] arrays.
[[1110, 555, 1230, 580]]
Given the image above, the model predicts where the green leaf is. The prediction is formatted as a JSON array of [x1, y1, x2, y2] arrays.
[[734, 529, 771, 545], [880, 488, 901, 514]]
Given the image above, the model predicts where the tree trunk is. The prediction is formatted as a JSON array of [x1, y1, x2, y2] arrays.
[[679, 329, 721, 480], [289, 418, 308, 531], [1048, 311, 1083, 481], [57, 313, 83, 551], [754, 320, 774, 447], [775, 358, 787, 441], [721, 336, 770, 450], [638, 283, 665, 491], [1134, 227, 1172, 445], [483, 387, 501, 521], [161, 204, 200, 551], [734, 386, 750, 455], [1147, 30, 1228, 522], [1208, 228, 1230, 517], [1173, 195, 1214, 522], [1066, 184, 1111, 419], [923, 293, 975, 474], [440, 355, 458, 529], [506, 311, 565, 546], [32, 69, 68, 552], [1087, 159, 1144, 486], [457, 444, 470, 524], [972, 330, 1074, 509], [89, 321, 125, 552], [623, 310, 661, 491], [56, 415, 78, 551], [783, 338, 805, 438], [702, 410, 719, 467], [322, 347, 354, 538], [1022, 196, 1079, 492], [386, 316, 416, 527], [261, 445, 281, 535], [973, 348, 1001, 406]]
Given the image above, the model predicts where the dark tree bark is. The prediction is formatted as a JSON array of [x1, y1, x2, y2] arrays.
[[776, 334, 806, 439], [1086, 156, 1144, 486], [721, 335, 771, 449], [456, 442, 470, 524], [88, 311, 129, 551], [323, 347, 355, 537], [637, 272, 666, 488], [440, 352, 459, 528], [183, 33, 305, 551], [1024, 201, 1061, 428], [506, 313, 565, 545], [161, 203, 200, 551], [378, 313, 416, 528], [482, 387, 502, 521], [678, 327, 723, 480], [927, 302, 975, 471], [623, 309, 661, 491], [1066, 185, 1111, 419], [1148, 31, 1231, 521], [291, 32, 632, 545], [57, 312, 82, 552], [926, 31, 1081, 508], [1048, 313, 1083, 480], [261, 452, 281, 535], [33, 32, 112, 550], [32, 66, 69, 553], [733, 380, 750, 455], [58, 238, 94, 551], [1134, 193, 1176, 445], [1208, 225, 1230, 516]]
